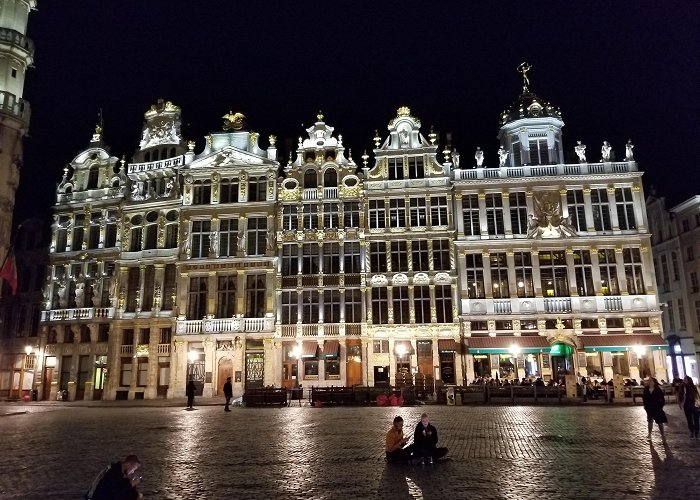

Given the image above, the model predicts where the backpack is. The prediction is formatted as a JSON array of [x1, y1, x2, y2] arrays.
[[84, 463, 112, 499]]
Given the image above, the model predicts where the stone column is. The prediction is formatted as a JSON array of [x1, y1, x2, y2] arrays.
[[582, 188, 595, 232], [207, 271, 217, 316], [478, 192, 488, 237], [482, 251, 493, 299], [502, 192, 512, 236], [640, 246, 654, 295], [615, 247, 628, 295], [565, 248, 578, 298], [274, 340, 283, 387], [454, 192, 464, 235], [590, 248, 603, 295], [361, 338, 370, 386], [607, 186, 620, 232], [531, 250, 542, 297], [168, 340, 185, 398], [202, 337, 215, 397], [263, 338, 275, 387]]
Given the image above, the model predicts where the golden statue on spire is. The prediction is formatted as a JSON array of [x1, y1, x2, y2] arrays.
[[517, 62, 532, 91]]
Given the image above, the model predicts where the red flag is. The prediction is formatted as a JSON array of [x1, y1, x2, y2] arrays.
[[0, 249, 17, 295]]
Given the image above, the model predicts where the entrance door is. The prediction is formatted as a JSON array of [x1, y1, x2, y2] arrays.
[[186, 359, 205, 396], [345, 340, 362, 387], [439, 352, 455, 384], [93, 356, 107, 400], [416, 340, 433, 376], [245, 352, 264, 389], [43, 362, 55, 400], [157, 362, 170, 397], [217, 358, 233, 395], [76, 355, 90, 400], [374, 365, 389, 386]]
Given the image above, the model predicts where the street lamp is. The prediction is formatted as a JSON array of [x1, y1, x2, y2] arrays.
[[187, 350, 199, 363], [395, 344, 407, 359], [25, 345, 32, 356], [633, 344, 646, 357]]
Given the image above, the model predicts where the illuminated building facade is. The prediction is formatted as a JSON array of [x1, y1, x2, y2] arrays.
[[35, 72, 667, 400]]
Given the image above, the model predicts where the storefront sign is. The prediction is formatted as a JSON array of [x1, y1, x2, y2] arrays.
[[550, 343, 573, 356]]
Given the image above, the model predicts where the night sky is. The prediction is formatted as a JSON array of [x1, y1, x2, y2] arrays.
[[15, 1, 699, 224]]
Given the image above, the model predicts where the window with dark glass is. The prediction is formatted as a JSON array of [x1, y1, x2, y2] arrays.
[[485, 194, 505, 235], [388, 158, 404, 180], [323, 202, 339, 228], [301, 290, 319, 323], [490, 253, 509, 298], [344, 289, 362, 323], [414, 286, 431, 323], [573, 250, 594, 296], [281, 291, 298, 324], [412, 240, 429, 271], [591, 189, 612, 231], [282, 205, 298, 231], [391, 241, 408, 272], [192, 180, 211, 205], [187, 276, 208, 319], [598, 249, 619, 296], [462, 194, 481, 236], [142, 265, 155, 311], [163, 264, 176, 310], [322, 243, 340, 274], [509, 192, 528, 235], [217, 275, 236, 318], [623, 248, 645, 295], [389, 199, 406, 228], [465, 254, 485, 299], [246, 217, 267, 256], [343, 202, 359, 228], [282, 244, 297, 276], [528, 139, 549, 165], [302, 204, 318, 230], [302, 243, 319, 274], [371, 287, 389, 324], [435, 285, 453, 323], [323, 289, 341, 323], [248, 176, 267, 202], [567, 190, 587, 231], [393, 287, 410, 324], [72, 214, 85, 250], [514, 252, 535, 298], [191, 220, 211, 258], [219, 178, 239, 203], [219, 218, 238, 257], [430, 196, 448, 227], [539, 251, 569, 297], [343, 242, 361, 274], [409, 197, 427, 227], [615, 187, 636, 230], [370, 242, 387, 272], [126, 267, 140, 312], [369, 200, 385, 229], [246, 274, 266, 318], [408, 157, 424, 179]]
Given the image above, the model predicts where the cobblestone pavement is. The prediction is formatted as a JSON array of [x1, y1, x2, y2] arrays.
[[1, 404, 698, 499]]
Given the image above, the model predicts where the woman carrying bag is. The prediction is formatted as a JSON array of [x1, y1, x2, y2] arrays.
[[642, 377, 667, 438], [678, 376, 700, 438]]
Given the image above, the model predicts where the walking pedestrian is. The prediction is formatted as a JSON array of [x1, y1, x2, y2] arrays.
[[642, 377, 666, 438], [186, 378, 196, 409], [223, 376, 233, 412], [678, 376, 700, 438]]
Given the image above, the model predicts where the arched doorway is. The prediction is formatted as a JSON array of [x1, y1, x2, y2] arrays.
[[217, 357, 233, 396]]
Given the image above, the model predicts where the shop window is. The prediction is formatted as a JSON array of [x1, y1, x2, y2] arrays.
[[325, 360, 340, 379], [373, 340, 389, 353], [473, 355, 491, 378], [304, 360, 319, 379]]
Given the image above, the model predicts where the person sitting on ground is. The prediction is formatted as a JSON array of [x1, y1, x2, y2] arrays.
[[87, 454, 143, 500], [413, 413, 448, 463], [385, 416, 416, 463]]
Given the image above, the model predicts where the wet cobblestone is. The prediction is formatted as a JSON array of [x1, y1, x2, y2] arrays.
[[0, 404, 698, 499]]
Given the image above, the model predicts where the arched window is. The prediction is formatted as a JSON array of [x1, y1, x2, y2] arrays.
[[145, 152, 151, 162], [87, 166, 99, 189], [304, 169, 317, 189], [323, 169, 337, 187]]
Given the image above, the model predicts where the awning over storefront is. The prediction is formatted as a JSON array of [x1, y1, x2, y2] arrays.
[[394, 340, 415, 356], [438, 339, 457, 353], [301, 341, 319, 358], [582, 334, 666, 352], [467, 336, 550, 354], [322, 340, 340, 358]]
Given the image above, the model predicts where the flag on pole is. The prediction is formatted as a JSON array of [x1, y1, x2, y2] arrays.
[[0, 248, 18, 295]]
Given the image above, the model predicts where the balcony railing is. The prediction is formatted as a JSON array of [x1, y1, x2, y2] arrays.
[[0, 27, 35, 58], [0, 91, 30, 123], [158, 344, 171, 354], [604, 297, 623, 311], [454, 161, 636, 181], [128, 155, 185, 175], [175, 316, 275, 335], [41, 307, 116, 322], [493, 300, 512, 314], [464, 295, 652, 316]]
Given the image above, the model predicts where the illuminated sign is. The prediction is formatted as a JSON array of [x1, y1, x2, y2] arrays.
[[550, 343, 573, 356]]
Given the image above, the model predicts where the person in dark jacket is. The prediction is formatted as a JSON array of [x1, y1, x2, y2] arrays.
[[87, 454, 142, 500], [223, 376, 233, 412], [413, 413, 448, 464], [186, 379, 196, 409], [678, 376, 699, 438], [642, 377, 666, 438]]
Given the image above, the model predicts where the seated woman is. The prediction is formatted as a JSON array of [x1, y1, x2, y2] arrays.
[[413, 413, 448, 463], [385, 416, 416, 463]]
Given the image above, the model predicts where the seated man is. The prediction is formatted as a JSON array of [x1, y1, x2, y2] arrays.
[[413, 413, 448, 463], [385, 416, 416, 463]]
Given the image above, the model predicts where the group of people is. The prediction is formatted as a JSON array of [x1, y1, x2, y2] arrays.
[[642, 376, 699, 439], [385, 413, 448, 465]]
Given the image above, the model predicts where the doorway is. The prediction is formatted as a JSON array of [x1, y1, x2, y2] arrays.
[[245, 352, 264, 389], [345, 340, 362, 387], [374, 365, 389, 386], [43, 358, 55, 400], [217, 357, 233, 395]]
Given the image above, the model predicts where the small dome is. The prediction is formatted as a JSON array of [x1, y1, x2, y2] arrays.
[[499, 89, 562, 126]]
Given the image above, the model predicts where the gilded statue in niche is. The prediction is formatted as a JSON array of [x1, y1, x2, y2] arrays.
[[223, 112, 246, 131], [527, 191, 577, 239]]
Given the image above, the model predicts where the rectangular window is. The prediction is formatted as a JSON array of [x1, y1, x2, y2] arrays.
[[461, 194, 481, 236], [623, 248, 645, 295], [465, 253, 485, 299], [370, 242, 387, 272], [137, 359, 148, 387], [191, 220, 211, 258], [188, 277, 208, 319], [681, 219, 689, 232], [414, 286, 431, 324], [220, 179, 239, 203], [140, 328, 150, 345], [389, 199, 406, 228], [144, 224, 157, 250], [687, 246, 695, 262], [567, 190, 587, 232], [660, 254, 670, 286], [126, 267, 140, 312], [539, 251, 569, 297], [433, 239, 451, 271], [281, 291, 298, 324], [302, 204, 318, 230], [142, 265, 155, 311], [88, 222, 100, 249], [302, 243, 319, 274], [430, 196, 448, 227], [343, 242, 361, 274], [371, 288, 389, 324], [165, 223, 178, 249], [598, 249, 619, 296], [667, 301, 676, 332], [591, 189, 612, 231], [391, 241, 408, 272], [485, 194, 505, 236], [159, 328, 171, 344], [163, 264, 176, 310], [409, 197, 427, 227], [120, 358, 132, 387], [246, 217, 267, 256], [248, 177, 267, 202], [343, 202, 360, 228], [695, 300, 700, 332], [412, 240, 429, 272], [246, 274, 266, 318], [615, 187, 637, 230], [323, 289, 341, 323], [512, 140, 521, 167], [323, 202, 339, 229], [368, 200, 385, 229], [509, 192, 528, 235], [219, 218, 238, 257], [344, 289, 362, 323], [129, 226, 142, 252], [528, 139, 549, 165], [282, 245, 297, 276], [679, 299, 687, 330], [573, 250, 594, 296], [393, 287, 410, 324], [105, 213, 118, 247], [690, 272, 699, 293], [671, 252, 680, 281], [282, 205, 297, 231], [373, 339, 390, 354], [192, 181, 212, 205], [435, 285, 453, 323], [490, 253, 509, 298], [322, 243, 340, 274], [72, 214, 85, 250], [408, 157, 424, 179], [217, 275, 237, 318], [122, 329, 134, 345], [388, 158, 404, 180], [301, 290, 319, 323], [98, 324, 109, 343], [514, 252, 535, 298]]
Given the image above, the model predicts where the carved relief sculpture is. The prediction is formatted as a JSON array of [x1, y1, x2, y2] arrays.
[[527, 191, 577, 239]]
